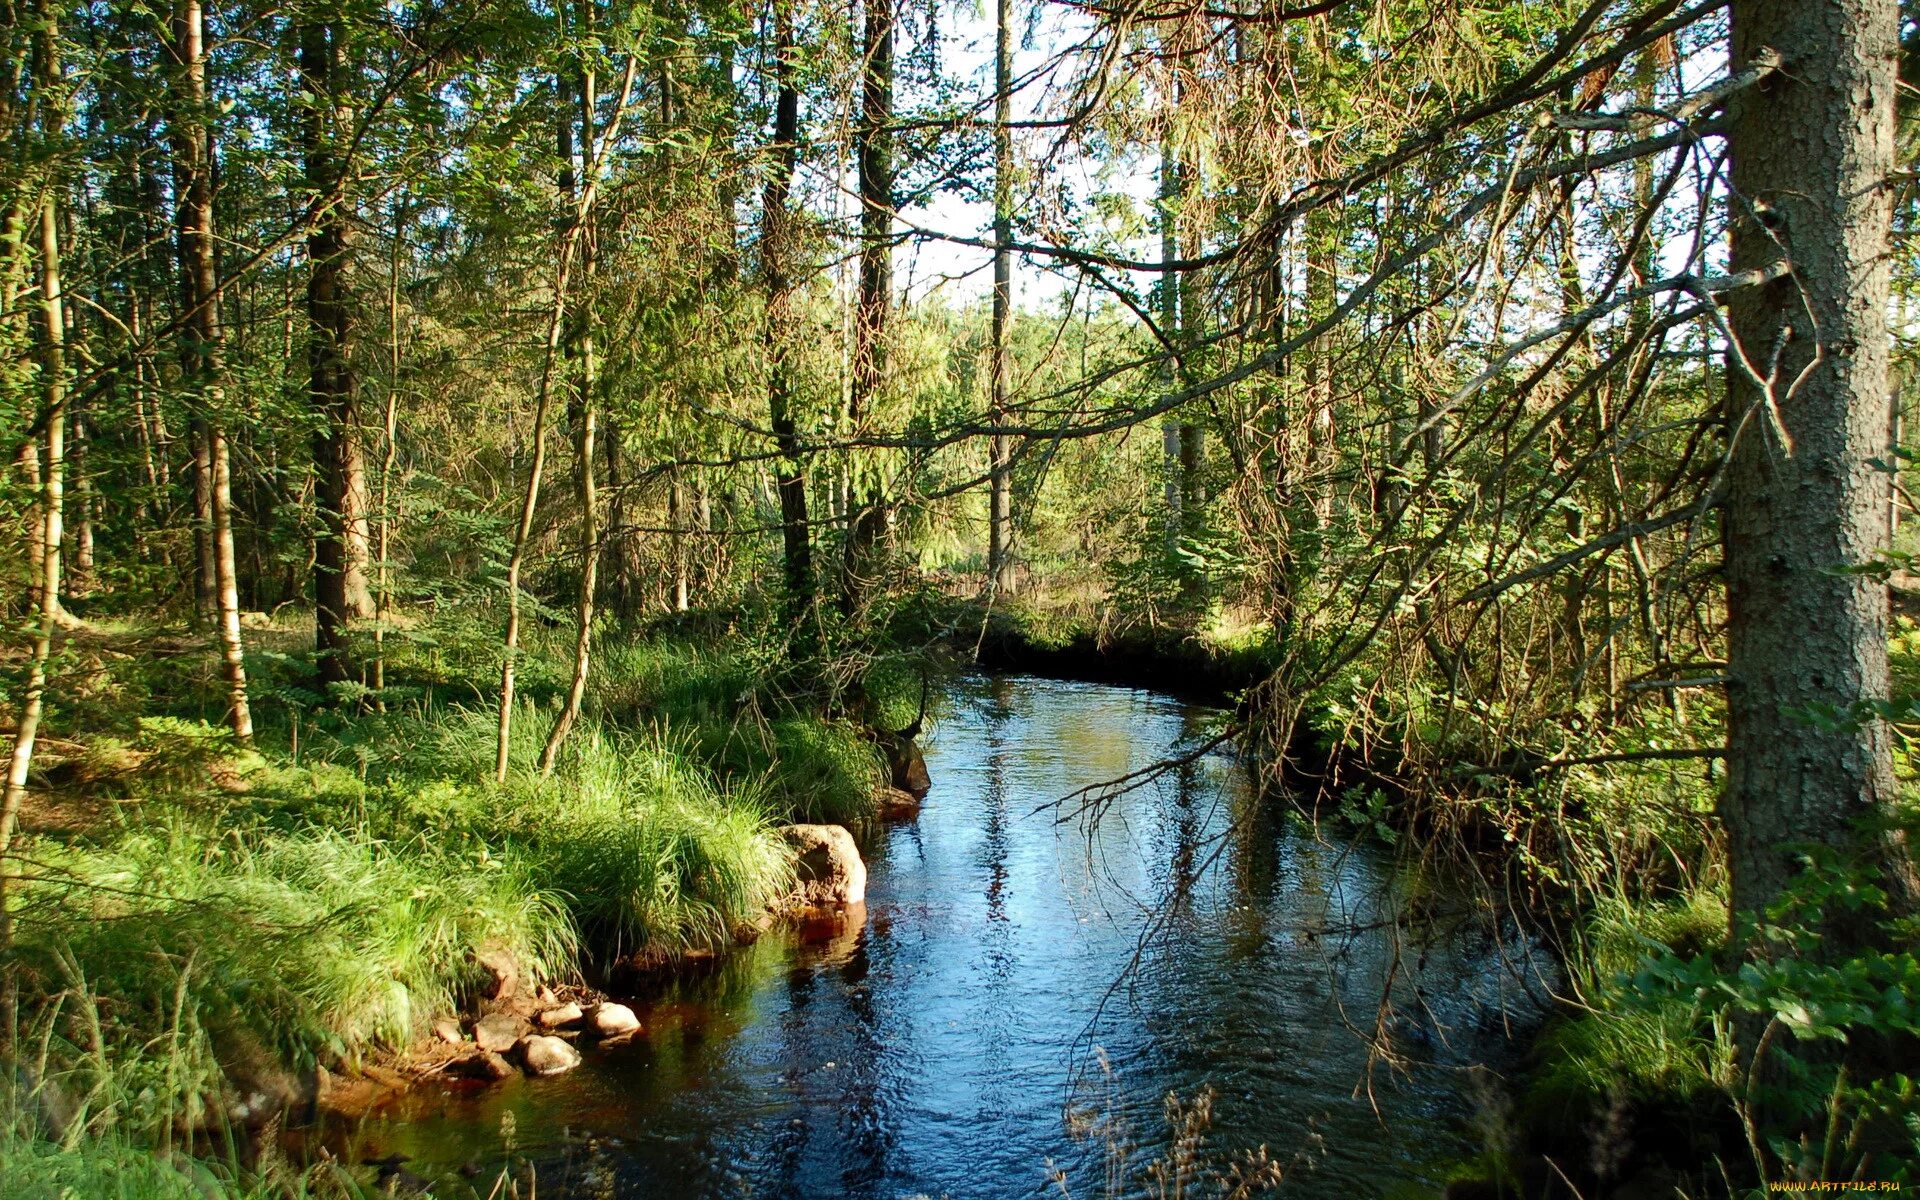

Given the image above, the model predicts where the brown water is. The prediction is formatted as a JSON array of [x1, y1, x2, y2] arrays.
[[323, 675, 1551, 1198]]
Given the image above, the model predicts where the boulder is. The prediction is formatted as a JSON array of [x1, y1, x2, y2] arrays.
[[432, 1018, 466, 1045], [472, 1012, 526, 1054], [535, 1003, 584, 1029], [779, 823, 866, 907], [587, 1002, 640, 1037], [518, 1035, 581, 1077]]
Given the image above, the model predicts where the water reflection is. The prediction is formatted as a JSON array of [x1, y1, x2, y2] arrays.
[[321, 676, 1548, 1198]]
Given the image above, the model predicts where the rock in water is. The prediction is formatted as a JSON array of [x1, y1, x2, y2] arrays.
[[535, 1003, 583, 1029], [876, 786, 920, 820], [518, 1035, 581, 1077], [587, 1002, 640, 1037], [472, 1012, 525, 1054], [779, 824, 867, 906], [465, 1051, 515, 1081], [888, 735, 931, 799]]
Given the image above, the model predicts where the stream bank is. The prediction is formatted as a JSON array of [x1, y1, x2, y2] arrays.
[[303, 673, 1554, 1198]]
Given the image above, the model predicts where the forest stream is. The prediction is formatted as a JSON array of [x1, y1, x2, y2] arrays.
[[312, 675, 1555, 1199]]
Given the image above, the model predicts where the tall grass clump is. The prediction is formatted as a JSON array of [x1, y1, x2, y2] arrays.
[[590, 639, 763, 729], [573, 634, 887, 826], [15, 822, 577, 1065], [392, 703, 796, 961], [523, 726, 794, 958], [1523, 888, 1734, 1128], [0, 1127, 291, 1200]]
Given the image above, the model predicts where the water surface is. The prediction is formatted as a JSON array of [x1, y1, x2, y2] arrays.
[[329, 675, 1548, 1198]]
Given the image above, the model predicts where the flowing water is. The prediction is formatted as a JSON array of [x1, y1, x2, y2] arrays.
[[325, 675, 1551, 1198]]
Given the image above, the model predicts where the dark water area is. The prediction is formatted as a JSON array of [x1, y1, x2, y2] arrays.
[[324, 675, 1553, 1199]]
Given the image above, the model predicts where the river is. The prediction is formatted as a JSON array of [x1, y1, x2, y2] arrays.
[[323, 674, 1551, 1198]]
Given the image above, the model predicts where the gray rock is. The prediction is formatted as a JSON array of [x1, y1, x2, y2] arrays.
[[472, 1012, 525, 1054], [518, 1035, 581, 1077], [535, 1003, 584, 1029], [587, 1002, 640, 1037], [779, 823, 867, 906]]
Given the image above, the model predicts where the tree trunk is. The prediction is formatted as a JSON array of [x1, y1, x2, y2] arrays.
[[67, 408, 92, 595], [540, 55, 602, 776], [986, 0, 1017, 597], [301, 19, 370, 694], [600, 417, 645, 618], [497, 75, 585, 782], [172, 0, 251, 741], [1723, 0, 1914, 934], [1302, 204, 1336, 527], [3, 6, 68, 965], [371, 196, 408, 708], [669, 466, 690, 612], [191, 413, 215, 620], [764, 0, 813, 623], [843, 0, 894, 616]]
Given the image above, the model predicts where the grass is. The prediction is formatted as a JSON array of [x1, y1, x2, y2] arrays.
[[4, 609, 901, 1194], [1520, 889, 1735, 1143], [0, 1129, 296, 1200]]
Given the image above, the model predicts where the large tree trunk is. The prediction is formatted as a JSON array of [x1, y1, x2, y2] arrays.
[[171, 0, 251, 741], [1723, 0, 1913, 932], [1722, 3, 1917, 1141], [986, 0, 1017, 598], [842, 0, 894, 616], [764, 0, 812, 623], [301, 19, 371, 693]]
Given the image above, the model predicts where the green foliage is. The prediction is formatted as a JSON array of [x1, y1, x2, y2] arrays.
[[0, 1129, 304, 1200], [1600, 855, 1920, 1184], [1530, 892, 1735, 1117]]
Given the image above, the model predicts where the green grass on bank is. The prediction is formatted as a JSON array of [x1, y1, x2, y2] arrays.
[[0, 1129, 301, 1200], [3, 613, 911, 1193], [1525, 890, 1734, 1121]]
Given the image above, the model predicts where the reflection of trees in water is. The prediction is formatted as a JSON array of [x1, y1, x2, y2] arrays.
[[1038, 681, 1553, 1191], [983, 674, 1013, 932], [760, 905, 895, 1200]]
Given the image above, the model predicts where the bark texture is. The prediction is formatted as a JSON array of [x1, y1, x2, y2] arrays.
[[843, 0, 893, 615], [764, 0, 813, 621], [171, 0, 251, 740], [1723, 0, 1913, 934]]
